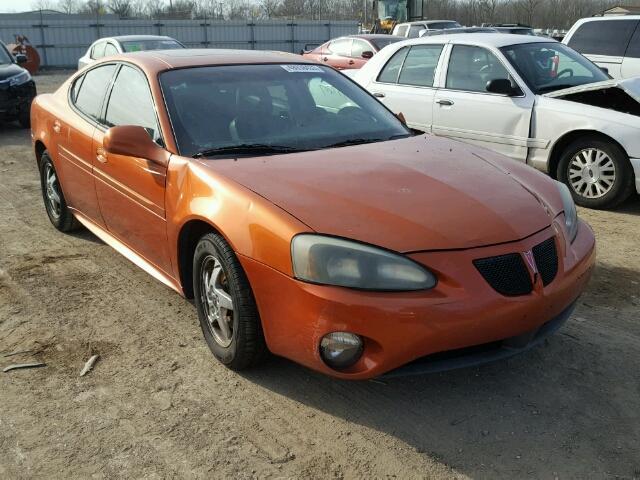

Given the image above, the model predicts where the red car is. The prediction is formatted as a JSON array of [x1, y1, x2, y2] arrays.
[[303, 34, 403, 70]]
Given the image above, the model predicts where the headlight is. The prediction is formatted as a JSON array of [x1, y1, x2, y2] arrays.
[[5, 70, 31, 87], [557, 181, 578, 243], [291, 234, 437, 291]]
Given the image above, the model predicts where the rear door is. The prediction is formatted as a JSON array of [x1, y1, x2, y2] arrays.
[[566, 19, 638, 79], [368, 44, 445, 132], [324, 38, 353, 69], [92, 63, 172, 274], [57, 63, 117, 227], [432, 44, 533, 161], [622, 23, 640, 79]]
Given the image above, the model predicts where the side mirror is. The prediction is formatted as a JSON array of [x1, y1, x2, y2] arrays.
[[600, 66, 609, 75], [486, 78, 520, 96], [396, 112, 407, 125], [15, 53, 27, 65], [361, 50, 374, 59], [103, 125, 169, 166]]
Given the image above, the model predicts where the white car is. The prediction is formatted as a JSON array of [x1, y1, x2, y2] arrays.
[[78, 35, 184, 70], [351, 33, 640, 208], [392, 21, 462, 38], [563, 16, 640, 80]]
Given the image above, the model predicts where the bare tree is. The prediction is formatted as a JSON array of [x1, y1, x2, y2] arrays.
[[260, 0, 281, 18], [56, 0, 80, 13], [108, 0, 132, 17]]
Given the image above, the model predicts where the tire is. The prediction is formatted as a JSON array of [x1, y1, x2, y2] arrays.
[[557, 136, 634, 209], [39, 151, 80, 232], [193, 233, 267, 370]]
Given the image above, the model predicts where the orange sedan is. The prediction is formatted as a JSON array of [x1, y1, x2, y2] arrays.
[[31, 50, 595, 379]]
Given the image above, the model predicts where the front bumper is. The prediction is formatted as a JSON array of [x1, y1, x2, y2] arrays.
[[630, 158, 640, 195], [240, 218, 595, 380], [0, 80, 36, 120]]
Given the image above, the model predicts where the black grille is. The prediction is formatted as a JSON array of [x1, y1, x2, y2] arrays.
[[532, 237, 558, 286], [473, 253, 533, 296]]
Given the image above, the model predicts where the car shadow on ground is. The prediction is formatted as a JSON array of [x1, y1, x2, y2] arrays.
[[240, 262, 640, 478]]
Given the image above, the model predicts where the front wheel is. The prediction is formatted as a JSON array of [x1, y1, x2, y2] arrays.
[[193, 233, 267, 370], [557, 136, 634, 209]]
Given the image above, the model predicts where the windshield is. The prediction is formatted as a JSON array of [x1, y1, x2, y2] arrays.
[[430, 22, 462, 30], [500, 42, 609, 94], [370, 37, 403, 50], [0, 42, 13, 65], [121, 39, 183, 52], [160, 64, 409, 158]]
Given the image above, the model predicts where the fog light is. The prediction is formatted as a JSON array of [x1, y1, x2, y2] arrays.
[[319, 332, 363, 370]]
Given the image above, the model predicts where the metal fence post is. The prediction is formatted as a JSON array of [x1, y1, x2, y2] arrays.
[[290, 20, 295, 53], [249, 21, 255, 50], [38, 9, 48, 67]]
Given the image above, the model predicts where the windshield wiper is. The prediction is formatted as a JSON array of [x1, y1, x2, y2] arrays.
[[192, 144, 306, 158], [324, 134, 409, 149]]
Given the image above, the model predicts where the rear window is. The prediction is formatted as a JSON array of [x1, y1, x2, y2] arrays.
[[429, 21, 462, 30], [121, 39, 183, 52], [370, 37, 403, 50], [73, 64, 117, 120], [567, 19, 638, 56]]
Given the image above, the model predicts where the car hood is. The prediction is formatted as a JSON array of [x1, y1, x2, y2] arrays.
[[543, 77, 640, 103], [0, 63, 26, 82], [203, 135, 553, 253]]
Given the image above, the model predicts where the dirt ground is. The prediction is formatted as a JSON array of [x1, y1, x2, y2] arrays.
[[1, 72, 639, 480]]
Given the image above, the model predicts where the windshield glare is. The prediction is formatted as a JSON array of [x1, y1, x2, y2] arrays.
[[122, 40, 183, 52], [160, 64, 409, 158], [501, 42, 609, 94], [0, 43, 13, 64]]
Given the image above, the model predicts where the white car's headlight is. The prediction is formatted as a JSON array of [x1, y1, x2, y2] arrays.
[[557, 181, 578, 243], [291, 234, 437, 291], [5, 70, 31, 87]]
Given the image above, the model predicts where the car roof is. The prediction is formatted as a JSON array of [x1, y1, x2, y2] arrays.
[[397, 20, 458, 26], [108, 48, 318, 72], [103, 35, 178, 42], [402, 32, 553, 48], [575, 15, 640, 22], [346, 34, 401, 40]]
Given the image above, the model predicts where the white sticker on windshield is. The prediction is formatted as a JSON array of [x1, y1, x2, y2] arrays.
[[281, 64, 323, 73]]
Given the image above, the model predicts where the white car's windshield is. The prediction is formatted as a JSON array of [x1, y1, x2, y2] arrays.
[[501, 42, 609, 94], [160, 64, 410, 158], [121, 39, 183, 52], [0, 43, 13, 65]]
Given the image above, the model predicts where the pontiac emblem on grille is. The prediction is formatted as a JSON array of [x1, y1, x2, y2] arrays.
[[523, 250, 538, 274]]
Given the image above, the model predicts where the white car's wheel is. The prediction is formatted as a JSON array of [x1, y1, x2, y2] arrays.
[[557, 136, 634, 209]]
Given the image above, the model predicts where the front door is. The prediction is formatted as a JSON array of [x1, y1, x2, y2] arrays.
[[432, 44, 533, 161], [93, 64, 172, 274]]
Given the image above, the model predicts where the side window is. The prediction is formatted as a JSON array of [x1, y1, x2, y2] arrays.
[[105, 65, 158, 139], [407, 25, 425, 38], [446, 45, 511, 93], [397, 45, 443, 87], [626, 24, 640, 59], [377, 47, 409, 83], [351, 39, 371, 58], [328, 38, 352, 57], [73, 64, 116, 120], [104, 43, 118, 56], [70, 75, 84, 103], [567, 20, 638, 57], [91, 41, 106, 60], [395, 25, 408, 37]]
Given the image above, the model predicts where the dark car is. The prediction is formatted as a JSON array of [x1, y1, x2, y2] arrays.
[[0, 40, 36, 128], [303, 34, 403, 70]]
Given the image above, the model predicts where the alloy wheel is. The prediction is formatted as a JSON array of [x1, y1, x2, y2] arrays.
[[44, 164, 62, 219], [199, 254, 235, 348], [568, 148, 616, 199]]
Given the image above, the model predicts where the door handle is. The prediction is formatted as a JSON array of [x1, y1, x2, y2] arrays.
[[348, 60, 355, 65], [323, 57, 328, 62], [373, 92, 385, 98], [96, 146, 107, 164], [437, 99, 454, 106], [52, 120, 61, 134]]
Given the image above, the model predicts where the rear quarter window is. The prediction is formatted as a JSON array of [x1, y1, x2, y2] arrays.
[[568, 20, 638, 56], [73, 64, 117, 120], [626, 24, 640, 59]]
